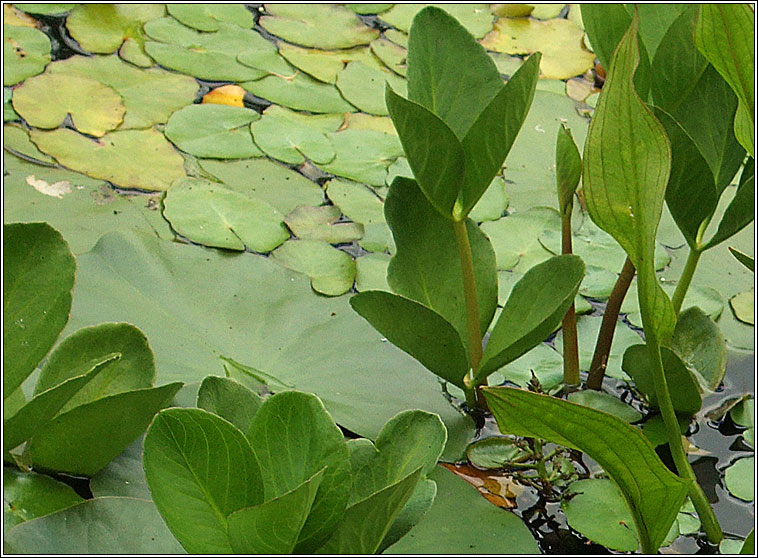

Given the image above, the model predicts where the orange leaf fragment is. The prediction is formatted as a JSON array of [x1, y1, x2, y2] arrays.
[[202, 84, 246, 108]]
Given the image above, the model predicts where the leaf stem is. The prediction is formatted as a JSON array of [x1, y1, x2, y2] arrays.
[[671, 247, 702, 315], [586, 257, 636, 390], [560, 211, 581, 386], [645, 331, 723, 544], [453, 219, 485, 406]]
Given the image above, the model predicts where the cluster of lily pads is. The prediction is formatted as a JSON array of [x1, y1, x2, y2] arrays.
[[3, 2, 755, 556]]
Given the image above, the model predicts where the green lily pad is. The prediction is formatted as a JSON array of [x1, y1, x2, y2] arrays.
[[277, 43, 377, 84], [4, 123, 56, 164], [730, 290, 755, 325], [66, 4, 163, 54], [469, 177, 509, 222], [530, 3, 566, 19], [342, 112, 397, 135], [578, 265, 619, 299], [4, 87, 18, 121], [163, 178, 289, 252], [380, 4, 494, 39], [3, 469, 83, 531], [285, 205, 363, 243], [270, 239, 356, 296], [622, 281, 725, 328], [46, 55, 198, 130], [261, 105, 344, 133], [495, 270, 592, 316], [12, 73, 125, 137], [355, 253, 391, 292], [360, 223, 395, 254], [167, 4, 254, 31], [465, 437, 522, 469], [144, 18, 273, 81], [260, 4, 379, 49], [14, 4, 78, 15], [317, 129, 403, 186], [118, 36, 152, 67], [370, 38, 407, 77], [347, 4, 393, 15], [89, 437, 149, 499], [243, 72, 356, 113], [731, 397, 754, 428], [198, 158, 325, 215], [30, 128, 186, 191], [385, 28, 408, 48], [165, 104, 262, 159], [480, 207, 561, 272], [567, 390, 643, 423], [482, 16, 595, 79], [251, 111, 335, 164], [336, 61, 408, 115], [326, 178, 386, 225], [488, 342, 564, 390], [3, 24, 51, 86], [724, 457, 754, 502]]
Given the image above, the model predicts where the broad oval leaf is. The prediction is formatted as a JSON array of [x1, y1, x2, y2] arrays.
[[555, 123, 582, 215], [483, 386, 690, 552], [477, 255, 585, 381], [3, 222, 75, 395], [3, 469, 83, 531], [143, 407, 263, 554], [669, 307, 727, 392], [196, 375, 262, 434], [351, 291, 468, 388]]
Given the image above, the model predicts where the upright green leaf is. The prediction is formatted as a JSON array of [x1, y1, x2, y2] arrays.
[[143, 407, 263, 554], [702, 160, 755, 250], [246, 391, 352, 553], [3, 469, 83, 531], [3, 223, 75, 395], [729, 247, 755, 272], [555, 124, 582, 214], [477, 255, 584, 381], [196, 375, 263, 434], [583, 15, 675, 341], [483, 387, 690, 552]]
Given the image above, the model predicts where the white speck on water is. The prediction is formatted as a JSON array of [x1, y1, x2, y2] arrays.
[[380, 338, 388, 342], [535, 125, 546, 133]]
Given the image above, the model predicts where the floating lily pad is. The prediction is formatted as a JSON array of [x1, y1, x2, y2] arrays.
[[336, 61, 407, 115], [380, 4, 494, 39], [370, 38, 407, 76], [578, 265, 619, 299], [341, 112, 397, 135], [198, 158, 325, 215], [118, 37, 151, 67], [284, 205, 363, 244], [165, 104, 262, 159], [260, 4, 379, 49], [167, 4, 254, 31], [317, 129, 403, 186], [724, 457, 754, 502], [163, 178, 289, 252], [326, 178, 386, 225], [14, 4, 78, 15], [3, 4, 38, 27], [12, 73, 125, 137], [30, 128, 186, 191], [480, 207, 561, 272], [3, 24, 52, 86], [277, 43, 377, 84], [469, 177, 509, 222], [359, 223, 395, 254], [730, 290, 755, 325], [465, 437, 522, 469], [4, 123, 56, 164], [482, 17, 595, 79], [243, 72, 356, 113], [731, 398, 754, 429], [144, 18, 272, 81], [66, 4, 163, 55], [386, 157, 412, 186], [346, 4, 393, 15], [489, 342, 564, 391], [489, 52, 524, 77], [270, 239, 356, 296], [670, 307, 727, 392], [202, 84, 246, 107], [4, 88, 18, 121], [251, 112, 335, 164], [530, 4, 566, 19], [622, 282, 724, 328], [261, 105, 344, 133], [384, 29, 408, 48], [355, 253, 391, 292], [3, 469, 83, 531], [46, 55, 198, 129]]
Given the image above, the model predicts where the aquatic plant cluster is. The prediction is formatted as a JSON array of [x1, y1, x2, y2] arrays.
[[3, 3, 755, 555]]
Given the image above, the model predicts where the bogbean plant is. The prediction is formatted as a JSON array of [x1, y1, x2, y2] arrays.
[[352, 5, 754, 555]]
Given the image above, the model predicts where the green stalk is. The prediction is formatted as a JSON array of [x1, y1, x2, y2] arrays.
[[671, 247, 702, 315], [560, 210, 580, 387], [453, 219, 485, 408], [644, 329, 723, 543]]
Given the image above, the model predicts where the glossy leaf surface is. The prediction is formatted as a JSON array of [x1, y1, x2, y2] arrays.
[[196, 375, 263, 434], [3, 469, 83, 531], [555, 124, 582, 214]]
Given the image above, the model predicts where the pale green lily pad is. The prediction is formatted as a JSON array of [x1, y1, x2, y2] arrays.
[[90, 437, 149, 499], [465, 437, 522, 469], [167, 4, 254, 31], [118, 37, 152, 67], [260, 4, 379, 49], [284, 205, 364, 243], [370, 38, 407, 77], [385, 29, 408, 48], [731, 398, 754, 428], [380, 4, 494, 39], [4, 123, 56, 164], [578, 265, 619, 299], [336, 61, 407, 115], [386, 157, 412, 186], [30, 128, 186, 191], [262, 105, 345, 133], [355, 253, 391, 292], [347, 4, 393, 15], [554, 315, 642, 380], [251, 112, 335, 164], [317, 129, 403, 186], [243, 72, 356, 113], [724, 457, 754, 502], [270, 239, 356, 296], [4, 24, 51, 86], [12, 73, 125, 137], [326, 178, 386, 225], [530, 4, 566, 19], [469, 177, 509, 222], [46, 55, 199, 129], [489, 52, 524, 77], [165, 104, 262, 159], [163, 178, 289, 252], [536, 79, 567, 95], [66, 4, 163, 55], [360, 223, 395, 254], [342, 113, 397, 134], [730, 290, 755, 325], [489, 342, 564, 390], [14, 4, 78, 15], [277, 43, 377, 84], [198, 158, 325, 215], [3, 153, 172, 253], [622, 281, 725, 328], [482, 16, 595, 79], [567, 390, 643, 423], [4, 88, 18, 121], [144, 18, 272, 81], [480, 207, 561, 272]]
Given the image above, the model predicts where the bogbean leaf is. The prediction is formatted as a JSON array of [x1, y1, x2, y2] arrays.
[[734, 101, 754, 157], [555, 124, 582, 214], [3, 469, 83, 531], [378, 479, 436, 552], [247, 391, 351, 553], [702, 159, 755, 250], [196, 376, 263, 434], [143, 407, 264, 554], [483, 387, 690, 552], [476, 255, 585, 382], [4, 353, 119, 453], [3, 223, 75, 395], [28, 383, 182, 476], [582, 14, 676, 342], [566, 391, 643, 423], [730, 247, 755, 272], [669, 307, 727, 392]]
